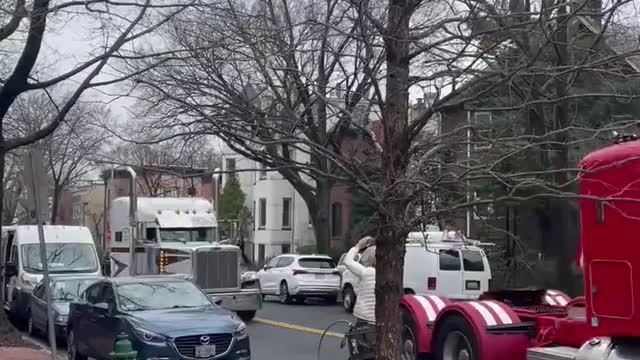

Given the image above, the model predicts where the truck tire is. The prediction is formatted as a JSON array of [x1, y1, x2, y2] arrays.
[[343, 286, 356, 313], [237, 311, 256, 322], [401, 308, 418, 360], [434, 314, 479, 360]]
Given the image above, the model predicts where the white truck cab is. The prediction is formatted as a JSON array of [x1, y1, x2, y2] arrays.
[[1, 225, 101, 324], [340, 231, 492, 312], [108, 196, 262, 321]]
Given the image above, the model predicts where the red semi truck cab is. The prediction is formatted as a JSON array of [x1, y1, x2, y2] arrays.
[[401, 136, 640, 360]]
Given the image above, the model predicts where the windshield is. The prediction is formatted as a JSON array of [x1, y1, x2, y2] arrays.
[[21, 243, 98, 274], [116, 280, 212, 311], [51, 278, 100, 301], [160, 228, 213, 243]]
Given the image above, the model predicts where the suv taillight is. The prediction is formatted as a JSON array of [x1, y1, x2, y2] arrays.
[[293, 270, 308, 276], [428, 277, 437, 290]]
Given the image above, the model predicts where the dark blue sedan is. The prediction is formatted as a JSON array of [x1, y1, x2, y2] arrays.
[[67, 276, 250, 360]]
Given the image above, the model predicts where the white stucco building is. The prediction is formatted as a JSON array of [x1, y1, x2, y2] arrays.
[[220, 147, 316, 264]]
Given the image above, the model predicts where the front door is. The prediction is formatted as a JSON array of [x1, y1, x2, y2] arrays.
[[93, 285, 120, 358], [437, 249, 463, 298], [261, 258, 280, 293]]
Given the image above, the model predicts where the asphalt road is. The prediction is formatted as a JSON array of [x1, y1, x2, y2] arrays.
[[26, 296, 355, 360]]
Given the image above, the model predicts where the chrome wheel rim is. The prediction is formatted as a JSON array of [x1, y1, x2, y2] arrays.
[[280, 284, 288, 303], [443, 331, 472, 360], [401, 337, 416, 360]]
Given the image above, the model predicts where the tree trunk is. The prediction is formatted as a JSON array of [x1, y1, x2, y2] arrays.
[[311, 181, 331, 254], [375, 0, 413, 358], [50, 187, 59, 224], [0, 150, 10, 326]]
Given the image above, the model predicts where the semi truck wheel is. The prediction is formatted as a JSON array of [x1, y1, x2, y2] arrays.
[[237, 311, 256, 321], [435, 314, 478, 360]]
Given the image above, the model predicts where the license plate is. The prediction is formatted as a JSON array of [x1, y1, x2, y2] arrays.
[[314, 274, 325, 279], [195, 345, 216, 358], [465, 280, 480, 290]]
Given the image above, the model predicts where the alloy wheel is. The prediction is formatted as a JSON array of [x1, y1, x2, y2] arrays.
[[280, 283, 290, 304]]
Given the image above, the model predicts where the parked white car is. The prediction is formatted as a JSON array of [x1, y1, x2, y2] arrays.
[[256, 254, 341, 304], [340, 231, 493, 312]]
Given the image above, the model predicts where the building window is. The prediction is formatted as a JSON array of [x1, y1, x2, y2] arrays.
[[258, 244, 265, 264], [472, 112, 493, 149], [259, 163, 267, 180], [115, 232, 123, 243], [330, 202, 343, 238], [226, 158, 236, 173], [282, 197, 292, 229], [282, 244, 291, 254], [252, 201, 256, 229], [258, 198, 267, 229]]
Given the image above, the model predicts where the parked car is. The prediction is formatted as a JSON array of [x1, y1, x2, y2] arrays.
[[256, 254, 340, 304], [28, 275, 103, 339], [340, 231, 492, 312], [67, 276, 250, 360]]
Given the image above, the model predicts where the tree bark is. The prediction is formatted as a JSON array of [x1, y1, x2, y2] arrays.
[[375, 0, 413, 358], [50, 187, 60, 224], [310, 180, 331, 254]]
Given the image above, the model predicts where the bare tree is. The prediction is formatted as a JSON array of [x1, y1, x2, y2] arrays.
[[128, 0, 640, 357], [0, 0, 194, 331], [6, 93, 111, 223], [101, 136, 221, 197], [129, 0, 385, 253]]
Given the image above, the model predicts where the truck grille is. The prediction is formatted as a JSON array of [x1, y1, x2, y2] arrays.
[[194, 249, 239, 290], [173, 333, 233, 358]]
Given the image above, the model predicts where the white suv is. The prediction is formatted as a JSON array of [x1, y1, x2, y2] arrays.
[[256, 254, 341, 304]]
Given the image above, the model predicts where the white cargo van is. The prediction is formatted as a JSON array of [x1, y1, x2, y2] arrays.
[[1, 225, 101, 325], [339, 231, 492, 312]]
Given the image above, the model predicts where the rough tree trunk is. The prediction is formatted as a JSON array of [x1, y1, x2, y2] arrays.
[[375, 0, 412, 358], [50, 187, 59, 224], [310, 181, 331, 254], [0, 150, 10, 326]]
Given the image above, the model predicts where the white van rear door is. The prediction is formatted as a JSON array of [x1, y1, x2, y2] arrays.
[[460, 249, 489, 298], [436, 249, 463, 298]]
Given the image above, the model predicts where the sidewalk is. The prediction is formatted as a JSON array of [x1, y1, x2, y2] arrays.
[[0, 347, 51, 360]]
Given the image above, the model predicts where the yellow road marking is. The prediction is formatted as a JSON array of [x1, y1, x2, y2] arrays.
[[254, 317, 344, 338]]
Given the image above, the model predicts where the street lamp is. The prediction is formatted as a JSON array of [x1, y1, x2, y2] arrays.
[[212, 168, 222, 243]]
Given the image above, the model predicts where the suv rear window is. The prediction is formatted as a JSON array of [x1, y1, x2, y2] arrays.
[[439, 250, 461, 271], [461, 250, 485, 272], [298, 258, 336, 269]]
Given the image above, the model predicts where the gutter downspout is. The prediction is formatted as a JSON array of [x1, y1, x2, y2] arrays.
[[212, 168, 221, 243]]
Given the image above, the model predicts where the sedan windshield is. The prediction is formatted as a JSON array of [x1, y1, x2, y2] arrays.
[[116, 281, 212, 311], [21, 243, 98, 274], [51, 278, 100, 301], [160, 228, 213, 243]]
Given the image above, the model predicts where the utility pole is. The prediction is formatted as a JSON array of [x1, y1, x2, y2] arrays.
[[23, 148, 56, 360]]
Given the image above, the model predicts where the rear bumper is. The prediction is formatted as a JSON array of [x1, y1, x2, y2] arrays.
[[289, 285, 340, 297], [207, 289, 262, 312]]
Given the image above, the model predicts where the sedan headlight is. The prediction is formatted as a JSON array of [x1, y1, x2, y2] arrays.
[[133, 328, 167, 343], [55, 315, 68, 324], [234, 322, 248, 340]]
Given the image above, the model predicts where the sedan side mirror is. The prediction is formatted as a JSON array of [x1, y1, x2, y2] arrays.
[[262, 265, 269, 271]]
